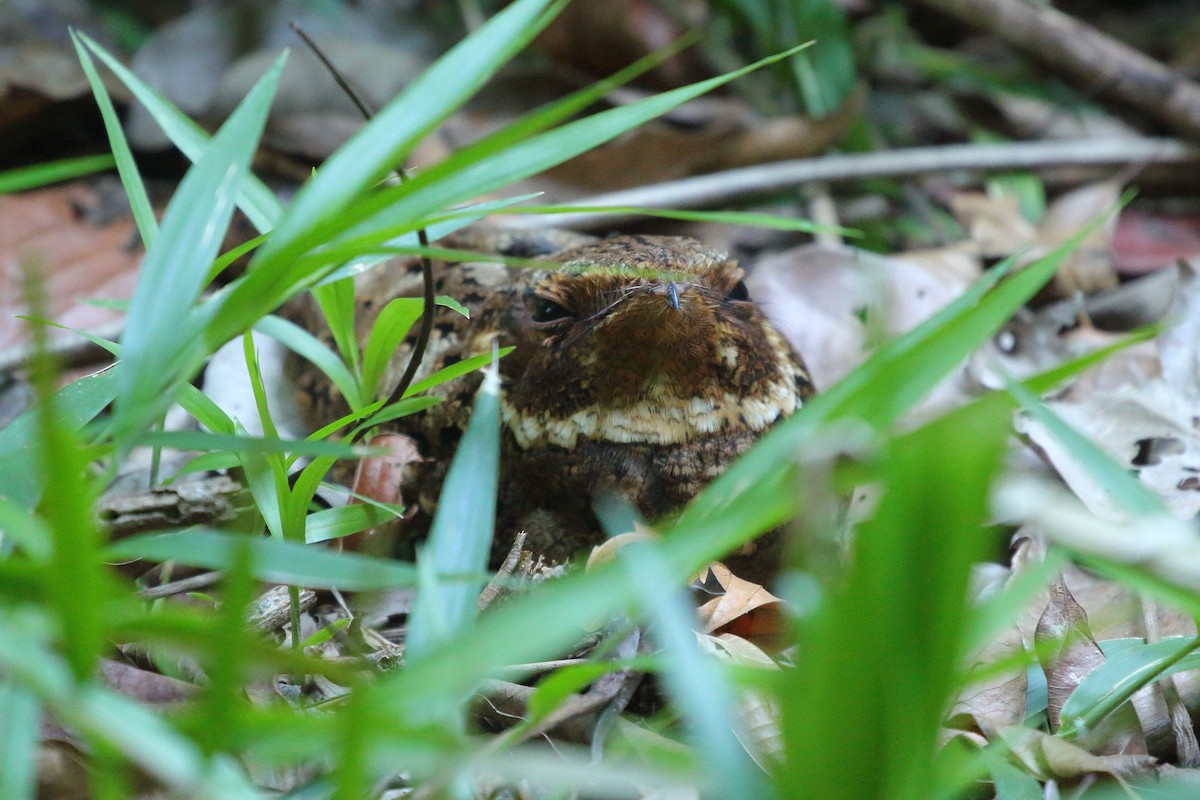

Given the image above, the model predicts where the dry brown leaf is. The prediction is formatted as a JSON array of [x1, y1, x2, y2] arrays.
[[585, 526, 659, 571], [950, 625, 1028, 731], [1036, 575, 1148, 756], [746, 242, 976, 410], [1036, 575, 1104, 729], [1034, 180, 1122, 297], [1015, 261, 1200, 520], [995, 725, 1157, 782], [949, 191, 1038, 258], [697, 632, 782, 769], [694, 562, 787, 650], [99, 658, 195, 705], [0, 182, 142, 350]]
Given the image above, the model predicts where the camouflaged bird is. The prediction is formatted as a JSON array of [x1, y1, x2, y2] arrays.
[[286, 229, 815, 579]]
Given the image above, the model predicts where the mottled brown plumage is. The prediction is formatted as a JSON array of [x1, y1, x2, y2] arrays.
[[286, 229, 814, 578]]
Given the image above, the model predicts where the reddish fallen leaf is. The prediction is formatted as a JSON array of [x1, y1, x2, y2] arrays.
[[99, 658, 196, 705], [1113, 212, 1200, 274], [341, 432, 421, 552], [0, 181, 142, 350]]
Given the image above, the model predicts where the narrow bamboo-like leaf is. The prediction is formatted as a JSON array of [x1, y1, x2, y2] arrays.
[[354, 395, 441, 433], [134, 430, 360, 459], [405, 364, 501, 661], [0, 368, 116, 508], [209, 45, 810, 344], [0, 680, 39, 800], [113, 52, 286, 441], [402, 348, 514, 399], [78, 32, 281, 233], [106, 529, 417, 590], [1007, 378, 1164, 517], [206, 232, 268, 284], [1059, 636, 1199, 739], [329, 45, 815, 264], [0, 624, 260, 798], [255, 0, 560, 265], [313, 276, 359, 373], [305, 503, 402, 544], [0, 154, 114, 194], [254, 314, 363, 411], [482, 204, 859, 237], [312, 193, 546, 287], [436, 295, 470, 318], [361, 298, 423, 399], [621, 543, 768, 798], [17, 316, 120, 356], [71, 31, 157, 247]]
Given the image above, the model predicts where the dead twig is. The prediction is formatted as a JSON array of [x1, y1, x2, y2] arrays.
[[289, 22, 436, 405], [915, 0, 1200, 142], [502, 138, 1200, 231]]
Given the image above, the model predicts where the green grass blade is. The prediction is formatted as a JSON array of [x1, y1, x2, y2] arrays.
[[106, 529, 417, 590], [0, 369, 116, 508], [0, 680, 40, 800], [360, 298, 423, 399], [0, 623, 260, 798], [78, 31, 281, 233], [780, 399, 1010, 799], [1058, 636, 1199, 740], [1007, 378, 1164, 517], [254, 314, 363, 410], [133, 430, 360, 459], [312, 276, 360, 375], [255, 0, 561, 265], [28, 341, 108, 684], [622, 544, 769, 798], [0, 154, 114, 194], [483, 204, 859, 237], [330, 44, 815, 258], [112, 52, 286, 441], [71, 30, 157, 247], [305, 503, 402, 544], [402, 348, 513, 398], [209, 45, 810, 344], [405, 365, 501, 661]]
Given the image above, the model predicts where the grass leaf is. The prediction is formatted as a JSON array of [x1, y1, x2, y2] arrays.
[[112, 52, 286, 442], [106, 529, 417, 591], [71, 30, 157, 247], [77, 31, 281, 233], [405, 365, 501, 661], [0, 154, 115, 195]]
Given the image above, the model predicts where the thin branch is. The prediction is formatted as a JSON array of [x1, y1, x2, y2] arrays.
[[915, 0, 1200, 141], [499, 137, 1200, 231], [289, 22, 436, 405]]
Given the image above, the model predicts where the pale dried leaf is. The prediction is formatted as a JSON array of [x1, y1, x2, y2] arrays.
[[949, 191, 1037, 258], [951, 625, 1028, 730], [1034, 180, 1122, 297], [694, 562, 786, 649]]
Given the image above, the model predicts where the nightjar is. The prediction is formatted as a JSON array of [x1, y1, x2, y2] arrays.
[[286, 229, 814, 579]]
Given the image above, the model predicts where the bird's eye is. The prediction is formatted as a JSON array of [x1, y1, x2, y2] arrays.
[[532, 297, 573, 324], [726, 280, 750, 302]]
